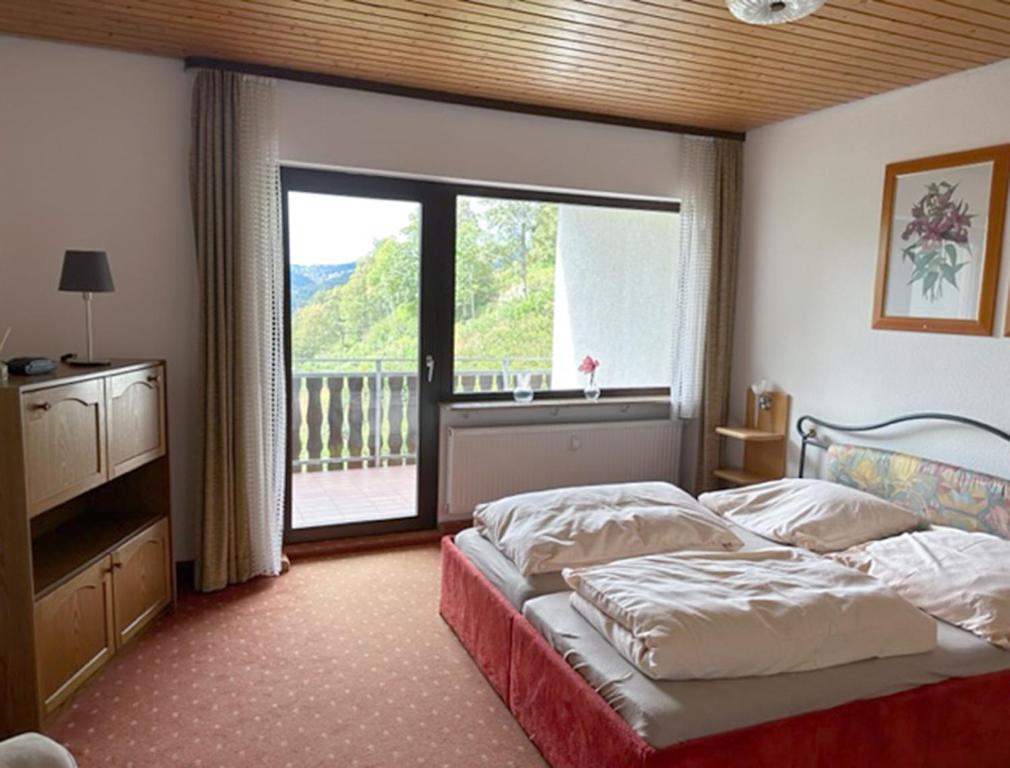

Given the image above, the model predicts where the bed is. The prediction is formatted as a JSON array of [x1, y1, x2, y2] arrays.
[[439, 412, 1010, 767]]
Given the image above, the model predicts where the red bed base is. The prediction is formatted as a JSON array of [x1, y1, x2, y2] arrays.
[[439, 536, 1010, 768]]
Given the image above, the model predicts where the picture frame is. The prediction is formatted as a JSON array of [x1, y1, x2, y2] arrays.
[[873, 144, 1010, 335]]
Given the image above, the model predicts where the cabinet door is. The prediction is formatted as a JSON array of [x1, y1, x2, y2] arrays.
[[34, 557, 116, 717], [107, 365, 166, 478], [23, 379, 107, 517], [112, 517, 171, 648]]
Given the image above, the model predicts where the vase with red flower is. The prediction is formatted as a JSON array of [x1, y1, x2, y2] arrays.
[[578, 355, 600, 401]]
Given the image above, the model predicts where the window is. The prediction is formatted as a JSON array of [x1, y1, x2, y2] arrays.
[[452, 193, 680, 395]]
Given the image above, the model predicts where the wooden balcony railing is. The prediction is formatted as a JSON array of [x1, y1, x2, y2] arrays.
[[291, 358, 551, 472]]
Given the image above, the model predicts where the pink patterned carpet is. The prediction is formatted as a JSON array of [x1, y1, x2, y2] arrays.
[[47, 544, 546, 768]]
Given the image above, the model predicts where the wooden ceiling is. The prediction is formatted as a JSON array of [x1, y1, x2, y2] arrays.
[[2, 0, 1010, 134]]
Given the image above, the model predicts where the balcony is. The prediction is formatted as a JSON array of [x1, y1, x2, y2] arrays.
[[290, 358, 550, 528]]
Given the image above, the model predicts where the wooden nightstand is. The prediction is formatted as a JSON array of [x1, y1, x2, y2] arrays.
[[714, 389, 790, 486]]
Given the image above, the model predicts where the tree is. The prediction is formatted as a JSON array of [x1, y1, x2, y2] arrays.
[[291, 199, 559, 374]]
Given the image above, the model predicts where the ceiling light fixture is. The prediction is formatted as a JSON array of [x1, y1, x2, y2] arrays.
[[725, 0, 826, 25]]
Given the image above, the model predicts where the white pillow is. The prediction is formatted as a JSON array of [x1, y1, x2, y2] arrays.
[[472, 482, 742, 576], [698, 478, 920, 553], [832, 526, 1010, 649]]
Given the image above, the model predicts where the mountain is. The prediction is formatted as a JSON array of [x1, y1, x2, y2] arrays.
[[290, 263, 356, 309]]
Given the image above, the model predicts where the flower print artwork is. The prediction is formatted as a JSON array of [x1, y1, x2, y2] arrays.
[[874, 146, 1009, 335], [900, 181, 973, 302]]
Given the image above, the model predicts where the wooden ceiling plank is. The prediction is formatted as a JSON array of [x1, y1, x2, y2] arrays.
[[880, 0, 1010, 30], [625, 0, 998, 67], [814, 4, 1010, 59], [381, 0, 936, 86], [2, 0, 1005, 133], [141, 0, 911, 105], [237, 0, 888, 102], [0, 8, 785, 125], [493, 0, 962, 81], [24, 0, 851, 113], [940, 0, 1010, 23], [851, 0, 1010, 40]]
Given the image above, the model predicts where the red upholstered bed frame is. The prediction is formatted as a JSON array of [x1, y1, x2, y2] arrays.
[[439, 536, 1010, 768]]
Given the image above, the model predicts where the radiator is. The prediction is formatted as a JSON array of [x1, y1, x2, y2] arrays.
[[443, 419, 681, 519]]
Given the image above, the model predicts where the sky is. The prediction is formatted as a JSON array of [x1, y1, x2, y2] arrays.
[[288, 191, 418, 266]]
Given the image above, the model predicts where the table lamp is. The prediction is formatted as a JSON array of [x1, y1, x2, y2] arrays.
[[59, 250, 115, 367]]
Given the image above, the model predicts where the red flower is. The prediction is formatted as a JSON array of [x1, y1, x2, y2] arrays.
[[577, 355, 599, 375]]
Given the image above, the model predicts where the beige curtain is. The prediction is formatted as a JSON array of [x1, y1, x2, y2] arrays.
[[190, 69, 286, 591], [670, 136, 744, 492]]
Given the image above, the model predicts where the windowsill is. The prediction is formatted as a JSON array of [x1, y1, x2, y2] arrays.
[[443, 395, 670, 411]]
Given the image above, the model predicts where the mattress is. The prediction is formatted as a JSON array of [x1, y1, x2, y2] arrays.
[[453, 527, 568, 608], [523, 591, 1010, 749]]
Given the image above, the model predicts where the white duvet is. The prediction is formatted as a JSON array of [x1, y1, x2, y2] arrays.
[[473, 482, 742, 576], [563, 549, 937, 680], [832, 526, 1010, 650]]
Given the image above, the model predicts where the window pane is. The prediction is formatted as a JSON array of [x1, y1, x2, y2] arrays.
[[453, 195, 679, 393]]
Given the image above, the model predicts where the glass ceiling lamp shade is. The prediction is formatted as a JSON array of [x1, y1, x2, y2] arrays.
[[725, 0, 825, 24], [59, 249, 115, 366]]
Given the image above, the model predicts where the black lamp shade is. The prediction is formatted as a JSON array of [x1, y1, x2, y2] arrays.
[[59, 250, 115, 293]]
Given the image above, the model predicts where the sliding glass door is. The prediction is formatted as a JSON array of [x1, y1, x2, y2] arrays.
[[282, 169, 449, 542]]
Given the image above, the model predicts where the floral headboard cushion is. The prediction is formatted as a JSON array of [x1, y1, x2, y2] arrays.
[[827, 444, 1010, 540]]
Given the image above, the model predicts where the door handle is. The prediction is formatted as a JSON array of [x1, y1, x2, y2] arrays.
[[425, 354, 435, 384]]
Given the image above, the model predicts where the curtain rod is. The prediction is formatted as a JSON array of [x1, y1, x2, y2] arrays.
[[184, 57, 746, 142]]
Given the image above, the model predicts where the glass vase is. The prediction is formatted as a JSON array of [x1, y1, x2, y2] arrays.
[[583, 371, 601, 401], [513, 372, 534, 403]]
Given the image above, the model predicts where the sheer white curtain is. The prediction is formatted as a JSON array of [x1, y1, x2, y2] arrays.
[[191, 70, 286, 590], [670, 135, 744, 489]]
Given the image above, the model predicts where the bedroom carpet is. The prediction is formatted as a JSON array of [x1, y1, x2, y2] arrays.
[[47, 543, 546, 768]]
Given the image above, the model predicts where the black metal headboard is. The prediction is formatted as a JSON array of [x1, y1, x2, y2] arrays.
[[796, 412, 1010, 478]]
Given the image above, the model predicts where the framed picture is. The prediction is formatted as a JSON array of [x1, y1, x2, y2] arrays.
[[873, 144, 1010, 335]]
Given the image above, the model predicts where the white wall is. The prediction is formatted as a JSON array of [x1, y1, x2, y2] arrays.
[[735, 58, 1010, 481], [1, 35, 686, 560], [279, 81, 681, 199], [0, 36, 200, 559]]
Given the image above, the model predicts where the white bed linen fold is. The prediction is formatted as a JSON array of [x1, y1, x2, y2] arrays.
[[832, 526, 1010, 650], [564, 549, 937, 680]]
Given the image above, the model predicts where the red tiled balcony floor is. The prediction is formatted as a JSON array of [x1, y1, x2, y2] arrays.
[[291, 463, 417, 528]]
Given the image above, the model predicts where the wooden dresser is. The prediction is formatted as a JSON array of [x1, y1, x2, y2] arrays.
[[0, 360, 173, 736]]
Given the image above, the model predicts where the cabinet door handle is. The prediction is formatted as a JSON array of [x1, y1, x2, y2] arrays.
[[30, 402, 52, 412], [146, 375, 160, 383]]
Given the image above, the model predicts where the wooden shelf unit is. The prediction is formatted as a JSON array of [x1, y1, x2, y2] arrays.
[[714, 389, 790, 487], [0, 360, 173, 736]]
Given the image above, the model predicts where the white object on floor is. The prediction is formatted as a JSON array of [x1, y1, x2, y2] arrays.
[[474, 481, 742, 576], [563, 548, 937, 680], [699, 478, 921, 552], [0, 733, 77, 768]]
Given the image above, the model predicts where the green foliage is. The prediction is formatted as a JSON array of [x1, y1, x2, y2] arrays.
[[292, 199, 558, 372]]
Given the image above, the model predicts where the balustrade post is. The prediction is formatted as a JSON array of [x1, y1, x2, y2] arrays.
[[291, 375, 303, 473], [405, 374, 418, 466], [371, 360, 383, 468], [305, 377, 324, 472], [387, 374, 404, 466], [327, 376, 345, 470], [347, 376, 365, 469]]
